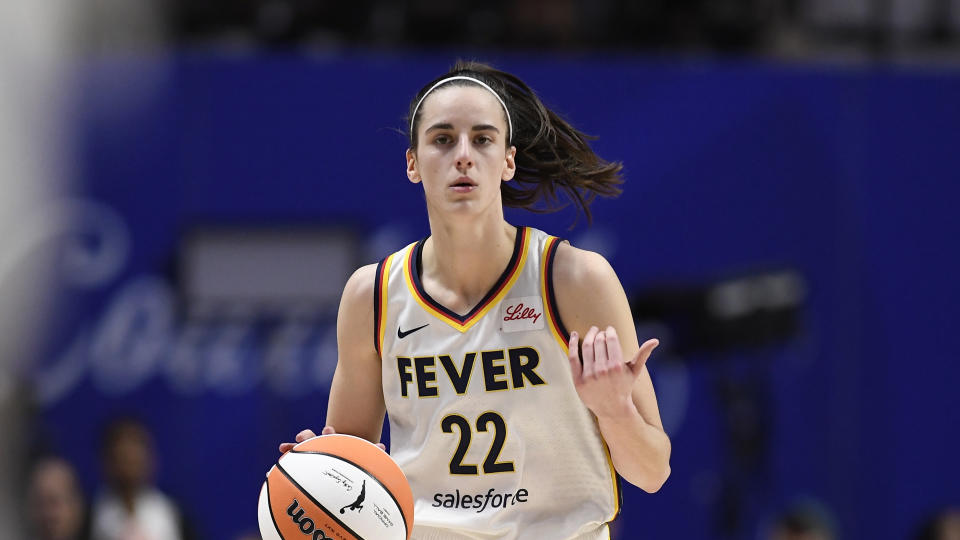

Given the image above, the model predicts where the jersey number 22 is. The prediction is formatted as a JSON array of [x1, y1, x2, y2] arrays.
[[441, 412, 515, 475]]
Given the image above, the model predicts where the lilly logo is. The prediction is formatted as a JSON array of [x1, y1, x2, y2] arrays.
[[501, 296, 545, 333]]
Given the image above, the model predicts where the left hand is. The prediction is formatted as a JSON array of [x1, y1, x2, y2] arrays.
[[278, 426, 386, 454], [568, 326, 659, 419]]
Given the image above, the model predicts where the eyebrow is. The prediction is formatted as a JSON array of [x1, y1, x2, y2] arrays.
[[424, 123, 501, 133]]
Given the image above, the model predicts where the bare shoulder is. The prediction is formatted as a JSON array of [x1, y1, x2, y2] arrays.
[[337, 263, 380, 350], [552, 242, 633, 340], [552, 242, 619, 293], [341, 263, 379, 311]]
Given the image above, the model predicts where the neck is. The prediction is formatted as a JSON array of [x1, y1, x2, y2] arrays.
[[114, 485, 141, 514], [422, 215, 517, 313]]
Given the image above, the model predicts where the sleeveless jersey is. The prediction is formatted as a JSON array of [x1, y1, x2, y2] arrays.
[[374, 226, 620, 540]]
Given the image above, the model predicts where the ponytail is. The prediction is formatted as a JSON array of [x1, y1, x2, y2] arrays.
[[407, 60, 623, 223]]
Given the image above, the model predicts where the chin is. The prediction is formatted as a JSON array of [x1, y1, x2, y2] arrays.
[[428, 193, 501, 218], [445, 200, 483, 214]]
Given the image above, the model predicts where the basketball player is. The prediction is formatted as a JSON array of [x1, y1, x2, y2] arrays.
[[280, 61, 671, 539]]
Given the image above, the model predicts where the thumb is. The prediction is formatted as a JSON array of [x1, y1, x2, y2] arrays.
[[627, 338, 659, 377]]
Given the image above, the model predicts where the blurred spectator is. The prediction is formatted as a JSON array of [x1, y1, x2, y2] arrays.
[[91, 418, 194, 540], [167, 0, 960, 55], [27, 457, 90, 540], [766, 499, 836, 540], [915, 507, 960, 540], [507, 0, 578, 47]]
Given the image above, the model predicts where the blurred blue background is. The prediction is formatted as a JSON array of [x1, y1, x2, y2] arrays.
[[4, 2, 960, 540]]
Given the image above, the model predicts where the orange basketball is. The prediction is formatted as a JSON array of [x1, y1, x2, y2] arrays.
[[258, 434, 414, 540]]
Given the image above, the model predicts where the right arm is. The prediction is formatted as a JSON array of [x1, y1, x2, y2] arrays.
[[324, 263, 387, 443], [278, 263, 385, 452]]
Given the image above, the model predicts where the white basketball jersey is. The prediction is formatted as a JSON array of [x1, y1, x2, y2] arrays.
[[375, 226, 620, 540]]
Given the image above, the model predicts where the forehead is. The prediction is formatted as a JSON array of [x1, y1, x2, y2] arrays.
[[418, 85, 506, 127], [32, 461, 77, 490]]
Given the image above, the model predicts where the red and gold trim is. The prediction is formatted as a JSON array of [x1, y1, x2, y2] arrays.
[[373, 253, 395, 357], [541, 235, 571, 350], [404, 227, 530, 333], [601, 435, 623, 526]]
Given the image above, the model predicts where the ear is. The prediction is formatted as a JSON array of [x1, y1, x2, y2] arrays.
[[406, 148, 420, 184], [501, 145, 517, 182]]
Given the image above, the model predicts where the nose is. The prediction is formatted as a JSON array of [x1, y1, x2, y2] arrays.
[[454, 134, 473, 170]]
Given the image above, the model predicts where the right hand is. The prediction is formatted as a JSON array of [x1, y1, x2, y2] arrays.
[[278, 426, 386, 455]]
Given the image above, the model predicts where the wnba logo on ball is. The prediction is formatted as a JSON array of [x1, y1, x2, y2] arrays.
[[286, 499, 331, 540]]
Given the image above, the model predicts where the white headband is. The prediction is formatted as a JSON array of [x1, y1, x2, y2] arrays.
[[410, 76, 513, 142]]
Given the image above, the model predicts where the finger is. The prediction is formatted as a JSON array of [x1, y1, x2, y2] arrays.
[[321, 426, 336, 436], [581, 326, 600, 379], [627, 338, 660, 376], [376, 443, 387, 452], [593, 330, 609, 375], [605, 326, 623, 365], [279, 442, 295, 454], [296, 429, 317, 442], [567, 331, 582, 381]]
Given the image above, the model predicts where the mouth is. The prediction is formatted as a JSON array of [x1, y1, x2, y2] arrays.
[[449, 177, 478, 192]]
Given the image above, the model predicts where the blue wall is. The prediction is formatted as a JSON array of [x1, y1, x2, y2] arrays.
[[33, 54, 960, 539]]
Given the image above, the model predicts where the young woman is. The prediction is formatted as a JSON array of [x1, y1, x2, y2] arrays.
[[280, 61, 671, 540]]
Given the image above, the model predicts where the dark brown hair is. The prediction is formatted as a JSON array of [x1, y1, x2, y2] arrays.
[[407, 60, 623, 223]]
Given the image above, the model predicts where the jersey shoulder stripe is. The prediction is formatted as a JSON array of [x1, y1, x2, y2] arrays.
[[541, 235, 570, 350], [373, 252, 397, 357]]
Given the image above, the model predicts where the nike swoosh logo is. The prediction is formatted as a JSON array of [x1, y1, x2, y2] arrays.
[[397, 323, 429, 339]]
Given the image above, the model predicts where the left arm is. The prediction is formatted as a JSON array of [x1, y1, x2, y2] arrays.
[[553, 243, 671, 493]]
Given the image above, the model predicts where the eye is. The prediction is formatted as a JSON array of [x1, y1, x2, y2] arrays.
[[433, 134, 452, 145], [474, 135, 492, 145]]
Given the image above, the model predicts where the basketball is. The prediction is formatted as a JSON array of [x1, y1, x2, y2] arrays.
[[258, 434, 414, 540]]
